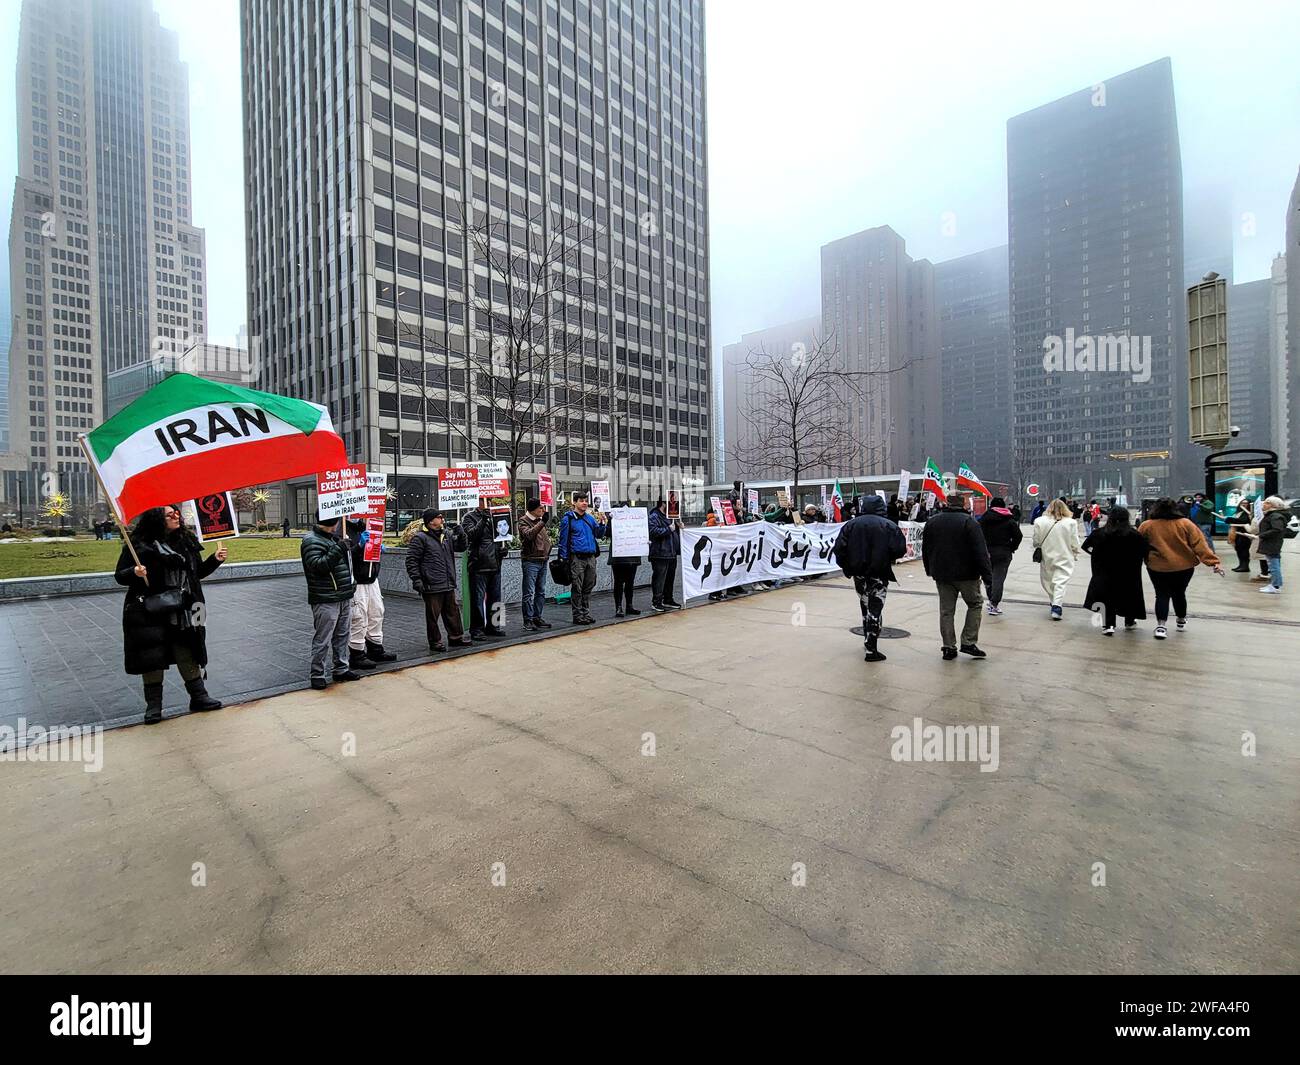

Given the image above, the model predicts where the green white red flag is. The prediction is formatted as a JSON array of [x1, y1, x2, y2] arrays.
[[956, 462, 991, 497], [81, 373, 347, 521], [921, 458, 947, 503], [830, 479, 845, 521]]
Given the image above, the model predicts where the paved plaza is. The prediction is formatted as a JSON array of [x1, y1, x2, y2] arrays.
[[1, 545, 1296, 973]]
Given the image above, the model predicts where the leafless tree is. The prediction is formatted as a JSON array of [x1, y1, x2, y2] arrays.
[[728, 331, 903, 503], [1010, 435, 1038, 514]]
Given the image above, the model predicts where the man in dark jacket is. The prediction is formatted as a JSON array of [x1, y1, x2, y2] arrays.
[[833, 495, 907, 662], [517, 498, 553, 630], [460, 498, 509, 640], [648, 498, 682, 611], [976, 496, 1023, 615], [406, 508, 472, 652], [921, 494, 993, 660], [301, 514, 361, 689], [345, 517, 395, 670]]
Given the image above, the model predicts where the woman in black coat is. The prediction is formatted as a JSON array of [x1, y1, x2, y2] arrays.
[[115, 505, 226, 723], [606, 504, 642, 618], [1081, 505, 1149, 635]]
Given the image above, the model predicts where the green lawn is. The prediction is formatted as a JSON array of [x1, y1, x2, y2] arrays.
[[0, 536, 306, 580]]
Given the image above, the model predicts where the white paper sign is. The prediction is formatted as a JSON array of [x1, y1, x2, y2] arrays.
[[898, 469, 912, 499], [610, 506, 649, 557], [317, 464, 369, 519]]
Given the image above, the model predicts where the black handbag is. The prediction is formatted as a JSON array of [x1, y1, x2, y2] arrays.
[[1032, 519, 1062, 563], [549, 557, 571, 586], [143, 587, 185, 615]]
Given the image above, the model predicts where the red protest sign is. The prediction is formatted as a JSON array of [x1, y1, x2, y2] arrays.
[[363, 517, 384, 562], [538, 471, 554, 507], [438, 467, 479, 510], [317, 464, 368, 519]]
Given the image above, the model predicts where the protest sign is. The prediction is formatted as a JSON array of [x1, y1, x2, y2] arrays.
[[747, 489, 759, 514], [610, 506, 649, 556], [899, 469, 912, 499], [681, 521, 843, 598], [183, 492, 239, 541], [438, 467, 479, 510], [364, 516, 384, 562], [590, 479, 611, 512], [720, 500, 737, 525], [317, 464, 368, 519], [490, 505, 512, 543], [710, 496, 724, 523], [900, 520, 924, 562], [459, 460, 508, 497], [538, 472, 554, 507], [776, 488, 792, 509], [667, 491, 681, 520]]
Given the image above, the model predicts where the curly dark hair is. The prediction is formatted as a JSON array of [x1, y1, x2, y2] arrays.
[[131, 504, 198, 549], [1148, 497, 1182, 521]]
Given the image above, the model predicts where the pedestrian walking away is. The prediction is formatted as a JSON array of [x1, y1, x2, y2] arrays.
[[345, 516, 396, 669], [921, 493, 992, 660], [300, 513, 360, 688], [1081, 505, 1149, 634], [517, 498, 555, 629], [1138, 497, 1224, 639], [648, 498, 683, 611], [115, 504, 226, 723], [1032, 498, 1080, 620], [406, 508, 472, 652], [557, 492, 608, 624], [976, 495, 1022, 615], [833, 495, 907, 661]]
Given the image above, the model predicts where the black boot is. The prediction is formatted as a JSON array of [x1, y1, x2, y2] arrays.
[[349, 647, 377, 670], [185, 677, 222, 712], [365, 639, 397, 662], [143, 682, 164, 724]]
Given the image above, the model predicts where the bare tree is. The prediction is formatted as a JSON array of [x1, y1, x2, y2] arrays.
[[1010, 435, 1038, 515], [377, 204, 612, 519], [728, 331, 902, 503]]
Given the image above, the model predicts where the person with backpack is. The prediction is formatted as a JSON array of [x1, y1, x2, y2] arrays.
[[1253, 496, 1293, 594], [648, 498, 682, 611], [557, 492, 608, 625], [833, 495, 907, 662], [1032, 497, 1080, 620], [1081, 505, 1149, 635], [406, 509, 472, 652], [976, 496, 1023, 616], [1137, 497, 1224, 638]]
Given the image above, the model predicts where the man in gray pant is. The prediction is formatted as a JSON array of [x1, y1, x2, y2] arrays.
[[920, 493, 993, 661], [300, 513, 364, 689], [557, 492, 608, 624]]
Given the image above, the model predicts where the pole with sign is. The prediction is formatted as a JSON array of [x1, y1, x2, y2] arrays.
[[317, 464, 369, 520]]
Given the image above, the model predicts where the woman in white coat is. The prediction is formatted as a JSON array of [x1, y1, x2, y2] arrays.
[[1032, 497, 1081, 620]]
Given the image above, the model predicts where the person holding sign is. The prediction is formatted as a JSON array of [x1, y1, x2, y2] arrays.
[[406, 509, 472, 652], [518, 498, 554, 631], [300, 513, 361, 689], [114, 504, 226, 723], [607, 503, 644, 617], [557, 492, 608, 625], [648, 498, 683, 611], [460, 498, 510, 641], [345, 516, 397, 669]]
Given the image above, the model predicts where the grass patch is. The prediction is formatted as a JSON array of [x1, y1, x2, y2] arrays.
[[0, 536, 306, 580]]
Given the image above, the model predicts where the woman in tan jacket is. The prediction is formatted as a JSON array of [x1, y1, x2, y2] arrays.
[[1137, 497, 1224, 639]]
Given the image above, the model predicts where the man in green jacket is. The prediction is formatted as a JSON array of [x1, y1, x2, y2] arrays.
[[301, 513, 361, 689]]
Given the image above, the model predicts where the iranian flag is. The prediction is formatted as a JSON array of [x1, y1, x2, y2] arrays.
[[830, 479, 845, 522], [921, 457, 947, 503], [82, 373, 347, 521], [956, 461, 991, 498]]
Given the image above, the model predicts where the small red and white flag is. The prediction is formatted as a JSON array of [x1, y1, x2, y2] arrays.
[[956, 462, 991, 498], [921, 458, 947, 504]]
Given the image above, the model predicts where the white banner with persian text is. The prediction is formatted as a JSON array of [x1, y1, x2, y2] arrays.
[[681, 521, 844, 599]]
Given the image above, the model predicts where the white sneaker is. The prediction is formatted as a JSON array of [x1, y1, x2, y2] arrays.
[[1258, 586, 1281, 594], [1154, 626, 1168, 639], [1102, 625, 1115, 636]]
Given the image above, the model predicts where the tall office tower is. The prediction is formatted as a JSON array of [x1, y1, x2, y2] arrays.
[[1226, 277, 1272, 450], [1183, 184, 1234, 288], [935, 246, 1011, 485], [0, 260, 10, 453], [1008, 58, 1186, 503], [1286, 168, 1300, 492], [2, 0, 208, 516], [719, 315, 819, 482], [819, 225, 940, 475], [242, 0, 711, 525]]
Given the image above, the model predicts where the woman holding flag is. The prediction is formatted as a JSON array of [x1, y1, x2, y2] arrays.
[[115, 505, 226, 724]]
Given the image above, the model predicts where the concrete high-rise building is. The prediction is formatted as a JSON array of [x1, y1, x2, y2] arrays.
[[1183, 184, 1234, 288], [1226, 277, 1272, 451], [241, 0, 710, 524], [719, 315, 819, 483], [935, 246, 1011, 486], [1008, 58, 1187, 503], [2, 0, 208, 516], [819, 225, 940, 475], [0, 260, 10, 453], [1286, 167, 1300, 493]]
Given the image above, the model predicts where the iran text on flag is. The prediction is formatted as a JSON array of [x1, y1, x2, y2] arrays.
[[921, 457, 947, 503], [830, 479, 845, 521], [956, 462, 991, 497], [82, 373, 347, 521]]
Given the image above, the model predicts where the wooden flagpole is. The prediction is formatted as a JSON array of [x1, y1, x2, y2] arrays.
[[78, 434, 147, 583]]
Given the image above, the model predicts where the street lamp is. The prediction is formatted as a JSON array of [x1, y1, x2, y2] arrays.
[[380, 431, 400, 532]]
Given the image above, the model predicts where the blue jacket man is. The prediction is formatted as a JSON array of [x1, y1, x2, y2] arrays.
[[557, 494, 608, 624]]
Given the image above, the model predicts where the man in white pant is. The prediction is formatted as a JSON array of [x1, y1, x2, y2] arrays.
[[345, 517, 397, 670]]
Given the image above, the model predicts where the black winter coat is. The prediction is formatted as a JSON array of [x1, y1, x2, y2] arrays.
[[648, 507, 680, 558], [461, 509, 509, 571], [115, 535, 221, 675], [978, 509, 1023, 562], [921, 505, 993, 584], [1257, 510, 1290, 556], [1082, 527, 1149, 619], [406, 525, 465, 593], [300, 527, 355, 604], [346, 518, 381, 585], [833, 497, 907, 582]]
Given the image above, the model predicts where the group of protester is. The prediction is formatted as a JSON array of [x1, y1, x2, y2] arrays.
[[831, 490, 1293, 662]]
